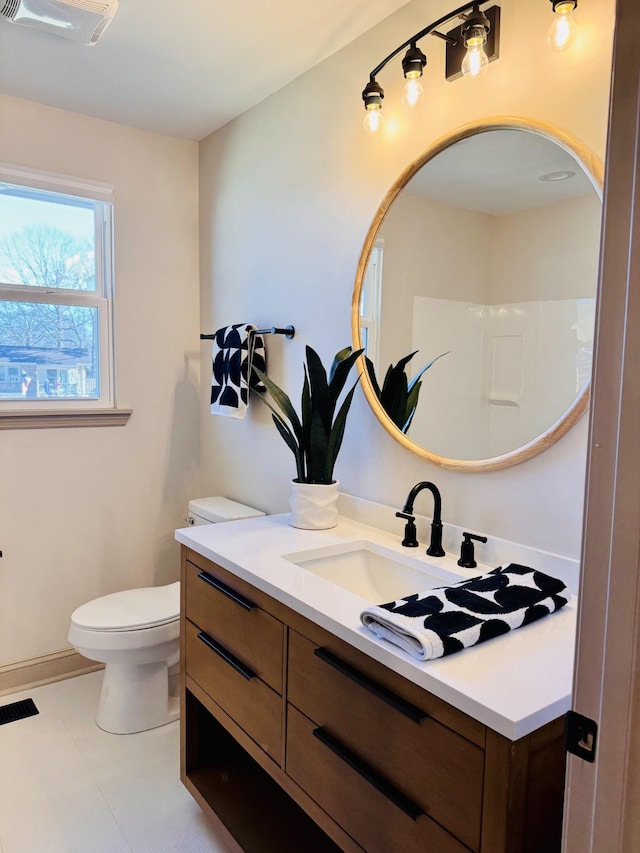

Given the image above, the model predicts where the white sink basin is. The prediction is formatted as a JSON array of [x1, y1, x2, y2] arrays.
[[282, 540, 464, 603]]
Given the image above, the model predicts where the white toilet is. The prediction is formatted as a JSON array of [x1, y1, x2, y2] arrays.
[[68, 497, 264, 734]]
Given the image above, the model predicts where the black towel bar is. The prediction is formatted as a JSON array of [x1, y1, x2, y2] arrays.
[[200, 325, 295, 340]]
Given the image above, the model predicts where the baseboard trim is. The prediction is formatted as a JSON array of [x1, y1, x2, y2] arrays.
[[0, 649, 103, 696]]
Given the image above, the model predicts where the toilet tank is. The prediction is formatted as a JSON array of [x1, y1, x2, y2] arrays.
[[186, 496, 265, 526]]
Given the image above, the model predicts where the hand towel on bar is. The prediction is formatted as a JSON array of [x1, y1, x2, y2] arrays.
[[210, 324, 266, 418], [360, 564, 568, 661]]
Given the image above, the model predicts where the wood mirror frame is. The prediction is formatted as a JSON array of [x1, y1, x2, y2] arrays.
[[351, 116, 604, 472]]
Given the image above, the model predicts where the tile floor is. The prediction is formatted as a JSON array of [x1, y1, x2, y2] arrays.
[[0, 672, 230, 852]]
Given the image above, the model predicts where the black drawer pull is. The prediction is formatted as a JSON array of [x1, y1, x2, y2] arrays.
[[197, 631, 256, 681], [197, 570, 256, 611], [314, 647, 426, 724], [312, 727, 423, 821]]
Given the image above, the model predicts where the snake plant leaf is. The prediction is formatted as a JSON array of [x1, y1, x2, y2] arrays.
[[256, 386, 295, 432], [402, 411, 417, 434], [308, 408, 330, 483], [403, 380, 422, 433], [407, 351, 450, 391], [383, 367, 409, 417], [328, 347, 364, 407], [306, 346, 332, 431], [392, 351, 419, 374], [324, 382, 359, 481], [255, 390, 305, 476], [301, 368, 312, 468], [254, 368, 303, 442], [376, 361, 409, 430], [405, 379, 422, 418], [329, 346, 353, 383], [271, 413, 305, 480], [365, 357, 382, 399], [377, 351, 420, 422], [381, 352, 416, 400]]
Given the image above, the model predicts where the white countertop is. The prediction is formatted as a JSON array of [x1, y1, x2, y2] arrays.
[[176, 514, 576, 741]]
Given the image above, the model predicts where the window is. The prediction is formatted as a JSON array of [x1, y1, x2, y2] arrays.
[[0, 164, 116, 416], [359, 241, 384, 366]]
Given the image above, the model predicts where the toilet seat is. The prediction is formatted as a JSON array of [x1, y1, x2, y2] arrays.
[[71, 582, 180, 632]]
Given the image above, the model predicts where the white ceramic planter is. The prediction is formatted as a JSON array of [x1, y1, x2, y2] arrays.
[[289, 480, 340, 530]]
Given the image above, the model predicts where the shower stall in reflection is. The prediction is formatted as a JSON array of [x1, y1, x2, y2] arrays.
[[410, 294, 594, 459]]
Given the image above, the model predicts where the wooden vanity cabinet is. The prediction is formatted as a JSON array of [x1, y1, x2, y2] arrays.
[[180, 546, 566, 853]]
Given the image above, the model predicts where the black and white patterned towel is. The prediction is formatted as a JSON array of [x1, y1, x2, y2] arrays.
[[210, 324, 266, 419], [360, 564, 568, 661]]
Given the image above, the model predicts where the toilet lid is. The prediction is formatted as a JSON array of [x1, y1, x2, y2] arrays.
[[71, 582, 180, 631]]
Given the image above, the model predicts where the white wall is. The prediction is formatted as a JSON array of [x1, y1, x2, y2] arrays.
[[198, 0, 614, 561], [490, 194, 602, 303], [380, 190, 601, 317], [0, 96, 201, 667]]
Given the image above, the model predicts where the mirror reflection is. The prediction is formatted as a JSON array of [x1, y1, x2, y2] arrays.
[[356, 123, 601, 466]]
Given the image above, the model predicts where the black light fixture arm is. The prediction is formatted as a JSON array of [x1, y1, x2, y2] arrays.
[[367, 0, 489, 81]]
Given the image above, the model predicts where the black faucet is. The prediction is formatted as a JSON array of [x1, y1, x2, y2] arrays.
[[396, 481, 445, 557]]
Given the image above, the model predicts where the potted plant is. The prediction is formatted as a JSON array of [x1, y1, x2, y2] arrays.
[[255, 345, 363, 529]]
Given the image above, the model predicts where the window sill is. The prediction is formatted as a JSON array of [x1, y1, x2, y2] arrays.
[[0, 409, 133, 430]]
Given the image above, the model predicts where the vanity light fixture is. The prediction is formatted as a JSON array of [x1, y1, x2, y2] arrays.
[[547, 0, 578, 51], [362, 0, 579, 133], [361, 2, 501, 134]]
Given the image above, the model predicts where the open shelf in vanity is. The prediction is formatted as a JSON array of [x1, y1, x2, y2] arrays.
[[179, 544, 567, 853], [183, 687, 341, 852]]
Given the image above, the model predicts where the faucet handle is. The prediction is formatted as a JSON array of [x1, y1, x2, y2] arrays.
[[457, 532, 487, 568], [396, 511, 419, 548]]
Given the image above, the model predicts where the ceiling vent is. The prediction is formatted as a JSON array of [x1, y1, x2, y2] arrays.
[[0, 0, 119, 45]]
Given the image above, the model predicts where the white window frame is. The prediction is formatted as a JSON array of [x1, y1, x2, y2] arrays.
[[359, 239, 384, 367], [0, 164, 129, 427]]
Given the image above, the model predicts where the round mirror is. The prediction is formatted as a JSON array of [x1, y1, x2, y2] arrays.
[[352, 117, 603, 472]]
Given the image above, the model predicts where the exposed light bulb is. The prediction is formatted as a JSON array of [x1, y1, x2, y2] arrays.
[[547, 2, 577, 51], [363, 107, 383, 134], [461, 37, 489, 78], [361, 78, 384, 135], [401, 43, 426, 109], [401, 77, 424, 108]]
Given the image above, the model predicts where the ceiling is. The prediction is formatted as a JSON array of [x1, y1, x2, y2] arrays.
[[408, 129, 598, 215], [0, 0, 411, 141]]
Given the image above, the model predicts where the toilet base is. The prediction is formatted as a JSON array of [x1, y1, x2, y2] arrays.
[[96, 660, 180, 734]]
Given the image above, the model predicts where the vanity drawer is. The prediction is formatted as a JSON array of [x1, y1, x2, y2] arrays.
[[185, 619, 282, 763], [287, 630, 484, 851], [185, 557, 284, 693], [286, 704, 469, 853]]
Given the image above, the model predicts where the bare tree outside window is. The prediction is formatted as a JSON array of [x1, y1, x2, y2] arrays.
[[0, 224, 95, 290], [0, 226, 96, 350], [0, 172, 113, 407]]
